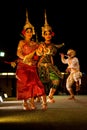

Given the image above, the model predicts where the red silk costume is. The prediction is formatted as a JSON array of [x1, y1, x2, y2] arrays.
[[16, 41, 46, 100]]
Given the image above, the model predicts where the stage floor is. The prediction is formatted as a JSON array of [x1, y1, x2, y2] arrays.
[[0, 95, 87, 109], [0, 95, 87, 130]]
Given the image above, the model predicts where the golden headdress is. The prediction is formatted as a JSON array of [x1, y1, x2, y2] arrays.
[[42, 10, 52, 37], [23, 9, 35, 35]]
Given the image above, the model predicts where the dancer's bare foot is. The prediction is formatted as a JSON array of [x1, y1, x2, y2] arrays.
[[47, 96, 55, 103], [41, 103, 47, 110], [23, 101, 31, 110], [68, 96, 76, 100], [29, 100, 37, 110]]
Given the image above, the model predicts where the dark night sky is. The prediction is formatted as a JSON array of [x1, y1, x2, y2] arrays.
[[0, 0, 87, 73]]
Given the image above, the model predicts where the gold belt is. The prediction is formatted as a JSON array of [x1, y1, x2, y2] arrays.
[[40, 63, 51, 67]]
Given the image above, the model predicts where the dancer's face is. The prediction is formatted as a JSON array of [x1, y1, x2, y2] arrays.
[[44, 31, 52, 41], [24, 28, 33, 40]]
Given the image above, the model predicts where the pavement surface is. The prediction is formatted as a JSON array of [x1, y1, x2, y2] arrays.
[[0, 95, 87, 130]]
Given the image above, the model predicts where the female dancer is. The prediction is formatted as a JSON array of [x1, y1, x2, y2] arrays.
[[16, 9, 47, 110], [36, 10, 64, 103]]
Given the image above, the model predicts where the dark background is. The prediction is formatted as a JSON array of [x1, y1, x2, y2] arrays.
[[0, 0, 86, 73]]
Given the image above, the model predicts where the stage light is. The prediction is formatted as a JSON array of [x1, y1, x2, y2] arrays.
[[0, 51, 5, 57], [0, 96, 3, 102]]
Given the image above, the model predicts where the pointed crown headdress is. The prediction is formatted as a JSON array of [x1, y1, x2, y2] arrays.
[[42, 10, 52, 37], [23, 9, 35, 35]]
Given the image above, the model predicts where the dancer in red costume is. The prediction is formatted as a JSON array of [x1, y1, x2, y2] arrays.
[[16, 9, 47, 110]]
